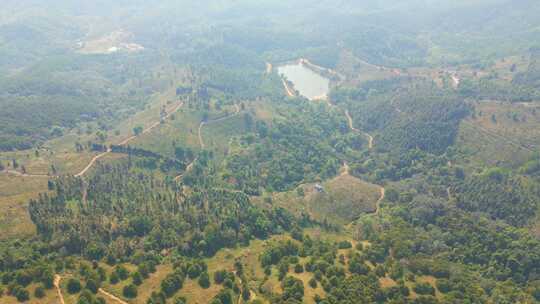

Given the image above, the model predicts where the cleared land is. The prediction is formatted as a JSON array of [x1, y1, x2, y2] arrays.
[[456, 100, 540, 167], [255, 173, 381, 225]]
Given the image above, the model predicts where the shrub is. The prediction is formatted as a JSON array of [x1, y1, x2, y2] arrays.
[[187, 264, 201, 279], [109, 272, 119, 284], [174, 296, 187, 304], [123, 284, 138, 299], [309, 277, 317, 288], [115, 265, 130, 281], [436, 279, 452, 293], [15, 288, 30, 302], [132, 271, 143, 286], [86, 279, 99, 294], [414, 282, 435, 295], [160, 272, 184, 298], [147, 291, 167, 304], [375, 265, 386, 277], [223, 278, 234, 289], [294, 264, 304, 273], [67, 278, 82, 294], [34, 285, 46, 298], [214, 270, 227, 284], [15, 271, 32, 287], [338, 241, 352, 249], [79, 289, 96, 304], [213, 289, 233, 304], [198, 272, 210, 289]]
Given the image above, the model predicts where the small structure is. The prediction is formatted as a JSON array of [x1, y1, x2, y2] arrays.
[[315, 183, 324, 193]]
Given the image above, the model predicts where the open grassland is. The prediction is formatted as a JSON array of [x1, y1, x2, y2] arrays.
[[335, 50, 398, 86], [456, 101, 540, 167], [255, 173, 380, 225], [0, 175, 48, 238], [106, 88, 183, 147], [129, 107, 203, 156], [1, 283, 60, 304], [201, 114, 249, 160]]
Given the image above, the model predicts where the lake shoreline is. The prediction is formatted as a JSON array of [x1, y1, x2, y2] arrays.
[[277, 59, 332, 101]]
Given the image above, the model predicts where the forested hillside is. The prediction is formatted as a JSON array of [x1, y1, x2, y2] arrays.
[[2, 1, 540, 304]]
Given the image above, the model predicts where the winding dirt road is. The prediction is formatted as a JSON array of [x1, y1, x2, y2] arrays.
[[340, 107, 384, 216], [99, 288, 129, 304], [374, 187, 385, 216], [174, 161, 195, 182], [78, 101, 184, 178], [2, 101, 184, 180], [345, 110, 373, 150], [74, 148, 112, 177], [54, 275, 65, 304]]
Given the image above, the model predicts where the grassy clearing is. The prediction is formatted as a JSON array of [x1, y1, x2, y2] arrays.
[[130, 107, 203, 157], [470, 101, 540, 148], [335, 50, 397, 86], [202, 114, 249, 161], [0, 175, 48, 238], [456, 101, 539, 167], [0, 283, 59, 304], [255, 173, 380, 226]]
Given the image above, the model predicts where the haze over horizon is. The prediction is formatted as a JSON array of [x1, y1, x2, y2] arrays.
[[1, 1, 540, 304]]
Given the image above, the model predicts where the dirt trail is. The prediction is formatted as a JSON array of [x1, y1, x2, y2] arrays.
[[119, 102, 184, 147], [300, 58, 344, 79], [54, 275, 65, 304], [2, 102, 184, 180], [451, 75, 460, 88], [340, 162, 351, 176], [198, 104, 241, 149], [0, 169, 50, 178], [282, 79, 295, 97], [198, 121, 206, 149], [374, 187, 385, 216], [175, 160, 195, 182], [345, 110, 373, 149], [355, 58, 392, 72], [99, 288, 129, 304], [340, 108, 384, 217], [177, 104, 241, 182], [265, 62, 273, 74], [74, 148, 112, 177]]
